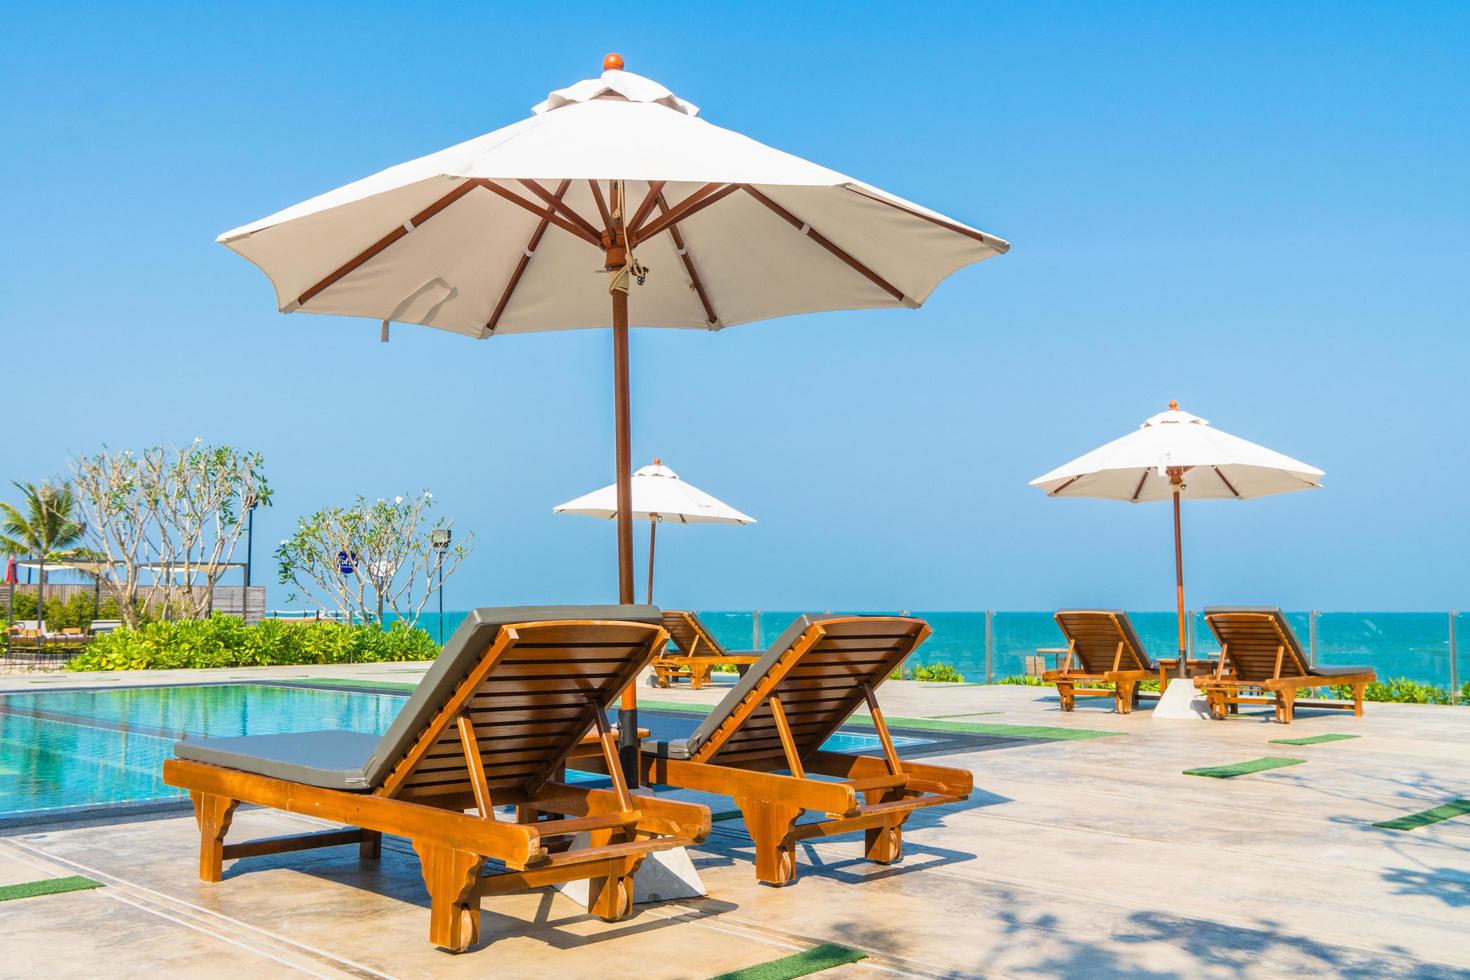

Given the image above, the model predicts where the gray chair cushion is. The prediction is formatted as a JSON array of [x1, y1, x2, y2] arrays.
[[639, 738, 692, 760], [172, 604, 663, 791], [1308, 663, 1374, 678], [174, 730, 380, 790]]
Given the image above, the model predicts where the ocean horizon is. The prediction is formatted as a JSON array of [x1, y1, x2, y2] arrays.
[[397, 609, 1468, 689]]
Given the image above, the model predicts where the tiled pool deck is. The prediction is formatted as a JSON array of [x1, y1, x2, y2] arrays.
[[1, 666, 1467, 978]]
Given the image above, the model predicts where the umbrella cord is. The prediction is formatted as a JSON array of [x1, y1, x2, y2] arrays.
[[608, 178, 649, 295]]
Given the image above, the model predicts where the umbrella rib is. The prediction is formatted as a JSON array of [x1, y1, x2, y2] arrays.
[[293, 179, 481, 308], [587, 180, 612, 235], [473, 180, 602, 248], [484, 179, 571, 335], [626, 181, 666, 238], [518, 179, 604, 244], [740, 185, 906, 302], [1049, 474, 1083, 496], [655, 189, 719, 327], [1130, 470, 1149, 501], [1214, 466, 1242, 498], [630, 183, 737, 244], [842, 185, 1010, 253]]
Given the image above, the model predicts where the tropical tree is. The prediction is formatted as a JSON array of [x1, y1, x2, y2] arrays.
[[70, 442, 271, 627], [276, 491, 472, 628], [0, 480, 88, 619]]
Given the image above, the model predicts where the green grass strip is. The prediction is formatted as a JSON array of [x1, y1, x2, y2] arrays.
[[288, 678, 418, 692], [712, 809, 744, 822], [641, 699, 1120, 740], [1373, 800, 1470, 832], [708, 944, 866, 980], [1269, 733, 1360, 746], [1184, 757, 1306, 779], [0, 876, 103, 902]]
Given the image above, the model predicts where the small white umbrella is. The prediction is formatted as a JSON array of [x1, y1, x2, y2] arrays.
[[554, 460, 755, 603], [1030, 401, 1323, 681]]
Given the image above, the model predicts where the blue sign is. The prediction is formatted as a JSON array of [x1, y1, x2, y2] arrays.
[[338, 551, 358, 576]]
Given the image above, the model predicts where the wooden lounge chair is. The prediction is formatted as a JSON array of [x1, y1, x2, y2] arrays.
[[1043, 610, 1217, 713], [162, 605, 711, 953], [634, 615, 972, 887], [1196, 606, 1376, 723], [652, 610, 761, 689]]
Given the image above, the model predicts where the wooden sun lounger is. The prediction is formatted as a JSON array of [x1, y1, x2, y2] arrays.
[[1196, 606, 1376, 723], [632, 615, 971, 887], [162, 605, 711, 953], [1043, 610, 1217, 713], [652, 610, 761, 689]]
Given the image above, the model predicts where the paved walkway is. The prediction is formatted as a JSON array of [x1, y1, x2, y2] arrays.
[[1, 668, 1467, 977]]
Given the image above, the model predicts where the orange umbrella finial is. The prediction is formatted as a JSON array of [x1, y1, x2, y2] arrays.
[[653, 457, 661, 466], [1169, 399, 1179, 411], [603, 52, 624, 71]]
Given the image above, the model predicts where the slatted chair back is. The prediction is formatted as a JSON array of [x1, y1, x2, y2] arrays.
[[1054, 610, 1154, 673], [1204, 607, 1309, 682], [366, 606, 665, 807], [686, 616, 929, 769], [661, 610, 727, 658]]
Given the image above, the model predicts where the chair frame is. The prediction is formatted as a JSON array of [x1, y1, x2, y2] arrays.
[[653, 610, 760, 690], [636, 617, 971, 887], [1195, 610, 1375, 723], [163, 620, 711, 953]]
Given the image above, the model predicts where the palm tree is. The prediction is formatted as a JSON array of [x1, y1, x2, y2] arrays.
[[1, 481, 87, 623]]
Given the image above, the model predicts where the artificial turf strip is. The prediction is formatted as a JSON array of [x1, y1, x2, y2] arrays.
[[707, 944, 867, 980], [1269, 733, 1361, 746], [0, 876, 103, 902], [712, 809, 744, 822], [638, 700, 1121, 740], [1372, 800, 1470, 832], [1184, 757, 1306, 779]]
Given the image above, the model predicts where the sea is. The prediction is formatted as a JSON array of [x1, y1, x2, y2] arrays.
[[405, 610, 1468, 689]]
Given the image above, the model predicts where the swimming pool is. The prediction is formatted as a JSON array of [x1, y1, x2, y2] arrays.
[[0, 684, 927, 819]]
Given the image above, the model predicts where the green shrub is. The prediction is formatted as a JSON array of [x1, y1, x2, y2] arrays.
[[909, 662, 964, 683], [998, 674, 1046, 686], [65, 615, 437, 671], [712, 662, 739, 673]]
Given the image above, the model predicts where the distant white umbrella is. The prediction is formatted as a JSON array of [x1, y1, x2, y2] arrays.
[[555, 459, 755, 603], [1030, 401, 1323, 679]]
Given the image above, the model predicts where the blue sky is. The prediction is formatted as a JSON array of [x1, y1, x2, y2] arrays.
[[1, 2, 1466, 612]]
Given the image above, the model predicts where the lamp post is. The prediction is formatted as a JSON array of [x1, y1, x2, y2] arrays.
[[430, 529, 452, 645], [243, 493, 258, 620]]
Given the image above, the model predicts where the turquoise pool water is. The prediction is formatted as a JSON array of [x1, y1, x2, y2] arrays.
[[0, 684, 926, 818]]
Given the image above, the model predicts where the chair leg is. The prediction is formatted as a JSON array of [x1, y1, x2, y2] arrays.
[[1352, 683, 1365, 717], [359, 829, 382, 861], [1276, 690, 1296, 724], [413, 840, 484, 953], [190, 791, 239, 883], [735, 797, 803, 887], [1115, 681, 1136, 714], [1056, 682, 1075, 712], [690, 665, 710, 690], [587, 856, 640, 921]]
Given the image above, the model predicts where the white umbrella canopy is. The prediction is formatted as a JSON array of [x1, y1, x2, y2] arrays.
[[553, 460, 757, 525], [554, 460, 755, 603], [1030, 402, 1323, 694], [1030, 404, 1324, 502], [219, 62, 1008, 335]]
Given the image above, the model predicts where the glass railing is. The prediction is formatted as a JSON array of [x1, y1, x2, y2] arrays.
[[691, 609, 1467, 696]]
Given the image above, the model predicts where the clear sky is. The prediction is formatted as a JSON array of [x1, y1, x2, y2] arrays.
[[1, 2, 1466, 612]]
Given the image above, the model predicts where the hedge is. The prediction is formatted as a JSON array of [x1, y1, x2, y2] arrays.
[[65, 615, 438, 671]]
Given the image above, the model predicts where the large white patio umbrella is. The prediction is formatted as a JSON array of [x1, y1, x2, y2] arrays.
[[1030, 402, 1323, 702], [554, 459, 755, 604], [219, 53, 1008, 769]]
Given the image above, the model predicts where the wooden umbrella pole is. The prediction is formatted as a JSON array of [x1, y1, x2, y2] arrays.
[[646, 517, 657, 605], [607, 180, 640, 786], [1171, 470, 1187, 679]]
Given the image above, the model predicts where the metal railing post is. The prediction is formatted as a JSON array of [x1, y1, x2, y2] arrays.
[[984, 609, 994, 684], [1450, 611, 1459, 705], [1186, 610, 1194, 660], [752, 609, 761, 649], [1309, 610, 1318, 666]]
